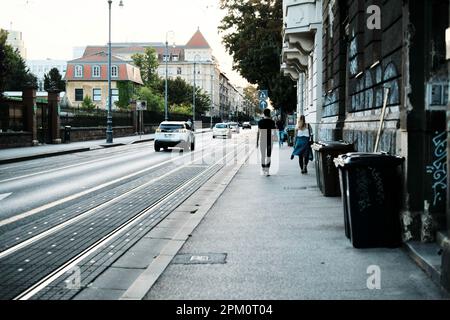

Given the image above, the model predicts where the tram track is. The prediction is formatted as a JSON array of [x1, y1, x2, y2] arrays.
[[0, 136, 252, 300]]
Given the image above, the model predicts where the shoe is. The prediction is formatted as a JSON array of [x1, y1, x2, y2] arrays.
[[290, 155, 294, 160], [304, 167, 308, 174]]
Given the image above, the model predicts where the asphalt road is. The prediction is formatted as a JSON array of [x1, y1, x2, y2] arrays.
[[0, 130, 251, 222]]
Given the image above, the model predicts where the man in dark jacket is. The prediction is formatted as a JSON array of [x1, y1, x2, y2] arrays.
[[257, 109, 276, 176]]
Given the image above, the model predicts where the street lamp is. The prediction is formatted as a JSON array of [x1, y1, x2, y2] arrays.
[[164, 31, 174, 121], [106, 0, 123, 144], [192, 54, 201, 126]]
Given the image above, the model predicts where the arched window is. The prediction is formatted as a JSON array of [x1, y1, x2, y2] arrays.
[[74, 65, 83, 77], [111, 65, 118, 77], [92, 65, 100, 77]]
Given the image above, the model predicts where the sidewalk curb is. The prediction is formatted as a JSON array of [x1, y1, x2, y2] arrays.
[[0, 148, 91, 165], [120, 146, 256, 300]]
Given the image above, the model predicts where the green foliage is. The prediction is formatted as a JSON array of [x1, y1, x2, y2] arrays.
[[156, 77, 211, 116], [0, 28, 37, 96], [81, 95, 96, 111], [44, 67, 65, 92], [137, 86, 164, 112], [132, 47, 160, 88], [170, 103, 192, 115], [219, 0, 297, 112], [115, 81, 134, 110]]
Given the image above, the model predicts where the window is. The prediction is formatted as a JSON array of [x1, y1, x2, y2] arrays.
[[75, 65, 83, 77], [172, 55, 179, 62], [93, 88, 101, 101], [92, 65, 101, 78], [177, 67, 182, 75], [75, 89, 83, 101], [111, 88, 119, 104], [111, 65, 118, 77]]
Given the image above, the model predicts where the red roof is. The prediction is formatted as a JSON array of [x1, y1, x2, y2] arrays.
[[185, 29, 210, 48]]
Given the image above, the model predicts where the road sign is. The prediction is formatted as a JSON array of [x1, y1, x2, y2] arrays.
[[258, 90, 268, 100], [136, 100, 146, 111], [259, 100, 268, 110]]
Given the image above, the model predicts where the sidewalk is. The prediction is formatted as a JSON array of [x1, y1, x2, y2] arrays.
[[0, 129, 210, 164], [144, 146, 448, 300]]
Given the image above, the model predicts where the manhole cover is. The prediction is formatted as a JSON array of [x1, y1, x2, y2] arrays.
[[172, 253, 227, 265]]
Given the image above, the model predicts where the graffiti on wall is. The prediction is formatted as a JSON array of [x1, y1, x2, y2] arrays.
[[426, 131, 447, 206]]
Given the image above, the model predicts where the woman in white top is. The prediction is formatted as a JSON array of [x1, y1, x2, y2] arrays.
[[290, 115, 313, 174]]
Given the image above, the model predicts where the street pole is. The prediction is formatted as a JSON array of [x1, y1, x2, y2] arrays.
[[193, 61, 196, 123], [164, 39, 169, 121], [210, 73, 213, 128], [106, 0, 113, 143]]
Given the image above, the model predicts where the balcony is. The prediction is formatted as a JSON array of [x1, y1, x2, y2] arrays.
[[281, 0, 322, 71]]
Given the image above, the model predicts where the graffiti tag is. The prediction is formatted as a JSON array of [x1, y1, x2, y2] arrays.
[[426, 131, 447, 206]]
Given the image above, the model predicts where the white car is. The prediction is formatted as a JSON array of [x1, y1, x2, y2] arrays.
[[213, 123, 232, 139], [229, 122, 240, 133], [154, 121, 195, 151]]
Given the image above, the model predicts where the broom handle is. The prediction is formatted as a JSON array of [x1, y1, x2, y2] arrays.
[[374, 87, 390, 153]]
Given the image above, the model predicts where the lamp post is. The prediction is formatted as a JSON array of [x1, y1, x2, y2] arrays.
[[192, 54, 201, 125], [164, 31, 174, 121], [106, 0, 123, 144], [210, 73, 213, 128]]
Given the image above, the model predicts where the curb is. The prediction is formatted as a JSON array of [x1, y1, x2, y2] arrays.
[[0, 148, 91, 165]]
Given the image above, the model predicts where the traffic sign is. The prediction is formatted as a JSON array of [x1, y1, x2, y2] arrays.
[[259, 100, 268, 110], [258, 90, 268, 100], [136, 100, 146, 111]]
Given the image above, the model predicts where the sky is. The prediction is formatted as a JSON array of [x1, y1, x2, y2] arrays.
[[0, 0, 249, 87]]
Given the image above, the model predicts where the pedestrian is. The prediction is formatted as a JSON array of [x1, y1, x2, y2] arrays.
[[276, 116, 285, 147], [290, 115, 313, 174], [257, 108, 276, 176]]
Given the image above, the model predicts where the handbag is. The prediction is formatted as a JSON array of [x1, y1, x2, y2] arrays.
[[308, 124, 314, 146]]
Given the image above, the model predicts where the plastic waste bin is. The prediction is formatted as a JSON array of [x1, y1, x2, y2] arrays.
[[334, 152, 405, 248], [64, 126, 71, 143], [311, 141, 354, 197]]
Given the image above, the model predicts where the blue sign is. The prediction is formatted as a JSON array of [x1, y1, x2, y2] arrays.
[[258, 90, 268, 100], [259, 100, 268, 110]]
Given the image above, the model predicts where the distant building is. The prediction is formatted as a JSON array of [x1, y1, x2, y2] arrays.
[[6, 29, 27, 59], [26, 59, 67, 92], [64, 51, 143, 109], [79, 29, 239, 118]]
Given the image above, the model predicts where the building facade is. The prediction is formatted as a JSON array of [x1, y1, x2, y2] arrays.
[[26, 59, 67, 92], [6, 29, 27, 60], [282, 0, 450, 291], [65, 52, 143, 109], [80, 30, 233, 119]]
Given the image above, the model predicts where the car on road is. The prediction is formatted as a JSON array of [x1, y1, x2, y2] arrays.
[[229, 122, 240, 133], [242, 122, 252, 129], [154, 121, 195, 152], [213, 123, 232, 139]]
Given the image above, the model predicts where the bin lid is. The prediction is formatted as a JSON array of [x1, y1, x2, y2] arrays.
[[333, 152, 405, 168], [311, 140, 354, 151]]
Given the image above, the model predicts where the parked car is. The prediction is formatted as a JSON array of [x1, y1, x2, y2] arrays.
[[154, 121, 195, 152], [242, 122, 252, 129], [229, 122, 240, 133], [213, 123, 232, 139]]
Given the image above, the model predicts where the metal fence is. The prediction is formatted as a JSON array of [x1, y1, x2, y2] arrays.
[[60, 107, 133, 127], [0, 99, 24, 132]]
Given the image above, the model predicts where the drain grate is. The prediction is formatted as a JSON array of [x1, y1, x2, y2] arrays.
[[172, 253, 227, 265]]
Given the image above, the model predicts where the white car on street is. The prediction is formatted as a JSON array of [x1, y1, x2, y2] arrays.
[[229, 122, 240, 133], [154, 121, 195, 152], [213, 123, 232, 139]]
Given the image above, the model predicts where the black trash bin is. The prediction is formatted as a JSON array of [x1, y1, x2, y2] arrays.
[[64, 126, 71, 143], [334, 152, 405, 248], [311, 141, 354, 197]]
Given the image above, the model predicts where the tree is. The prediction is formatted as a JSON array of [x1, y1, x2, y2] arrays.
[[115, 81, 135, 110], [137, 86, 164, 112], [81, 95, 96, 112], [131, 47, 160, 88], [219, 0, 297, 113], [44, 67, 65, 92], [0, 28, 36, 96], [243, 85, 260, 117]]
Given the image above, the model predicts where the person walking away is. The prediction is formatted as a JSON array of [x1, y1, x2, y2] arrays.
[[257, 109, 276, 176], [276, 117, 285, 147], [290, 115, 313, 174]]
